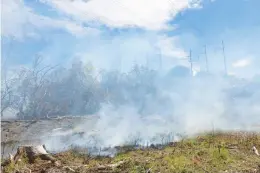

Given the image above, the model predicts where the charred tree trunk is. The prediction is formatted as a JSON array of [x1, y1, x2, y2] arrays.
[[12, 145, 56, 164]]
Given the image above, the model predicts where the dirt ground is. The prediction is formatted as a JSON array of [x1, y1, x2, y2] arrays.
[[2, 132, 260, 173], [1, 116, 99, 158], [2, 118, 260, 173]]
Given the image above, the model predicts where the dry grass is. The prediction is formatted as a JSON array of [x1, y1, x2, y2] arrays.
[[2, 132, 260, 173]]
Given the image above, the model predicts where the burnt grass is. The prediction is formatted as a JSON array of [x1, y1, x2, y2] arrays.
[[2, 132, 260, 173]]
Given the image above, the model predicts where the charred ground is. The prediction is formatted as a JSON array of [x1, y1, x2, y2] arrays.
[[1, 119, 260, 173]]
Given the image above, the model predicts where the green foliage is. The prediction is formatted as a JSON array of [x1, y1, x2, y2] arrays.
[[164, 155, 192, 172], [3, 156, 29, 173]]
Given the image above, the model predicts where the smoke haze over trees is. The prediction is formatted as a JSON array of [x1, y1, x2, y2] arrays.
[[2, 56, 260, 124], [2, 56, 260, 150]]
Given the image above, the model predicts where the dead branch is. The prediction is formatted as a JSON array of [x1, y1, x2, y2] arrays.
[[63, 166, 76, 172], [97, 161, 125, 170]]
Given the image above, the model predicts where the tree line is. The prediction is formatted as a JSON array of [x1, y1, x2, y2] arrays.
[[1, 57, 168, 120]]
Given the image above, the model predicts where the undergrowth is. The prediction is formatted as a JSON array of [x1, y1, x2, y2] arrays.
[[2, 132, 260, 173]]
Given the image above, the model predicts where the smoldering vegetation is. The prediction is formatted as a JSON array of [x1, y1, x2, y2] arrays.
[[2, 57, 260, 153]]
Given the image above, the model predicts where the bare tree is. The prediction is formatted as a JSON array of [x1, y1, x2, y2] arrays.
[[1, 55, 58, 119], [20, 56, 58, 119], [1, 65, 22, 117]]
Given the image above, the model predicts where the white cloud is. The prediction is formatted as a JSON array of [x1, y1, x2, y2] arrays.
[[156, 36, 188, 58], [41, 32, 189, 72], [1, 0, 198, 72], [1, 0, 98, 40], [232, 58, 252, 68], [40, 0, 202, 30]]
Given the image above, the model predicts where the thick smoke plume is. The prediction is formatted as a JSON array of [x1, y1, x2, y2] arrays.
[[2, 58, 260, 153]]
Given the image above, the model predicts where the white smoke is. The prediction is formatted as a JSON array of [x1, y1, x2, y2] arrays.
[[43, 71, 260, 153]]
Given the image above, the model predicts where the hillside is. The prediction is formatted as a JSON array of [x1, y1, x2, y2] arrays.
[[2, 131, 260, 173]]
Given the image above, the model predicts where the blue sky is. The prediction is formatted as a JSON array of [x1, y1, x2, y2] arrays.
[[1, 0, 260, 78]]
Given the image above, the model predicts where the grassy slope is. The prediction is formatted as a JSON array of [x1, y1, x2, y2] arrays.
[[2, 132, 260, 173]]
